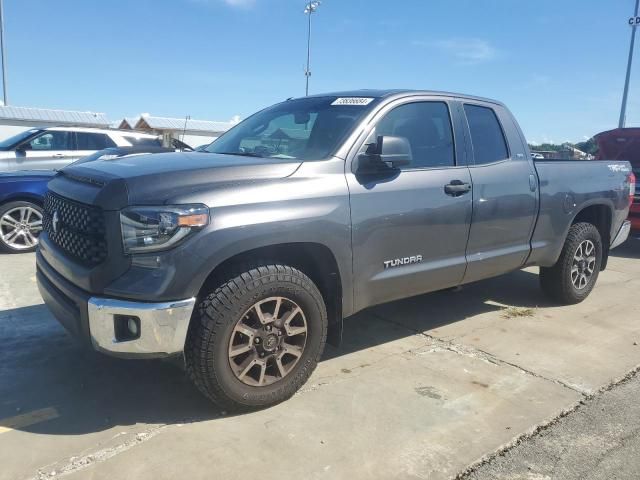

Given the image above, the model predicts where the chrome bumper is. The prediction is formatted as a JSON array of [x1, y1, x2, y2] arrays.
[[87, 297, 196, 358], [610, 220, 631, 250]]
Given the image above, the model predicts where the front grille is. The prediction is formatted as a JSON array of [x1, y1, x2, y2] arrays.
[[43, 192, 108, 267]]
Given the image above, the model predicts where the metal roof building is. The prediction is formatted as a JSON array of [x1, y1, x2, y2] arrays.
[[132, 115, 237, 148], [0, 105, 110, 127], [0, 105, 112, 140], [117, 117, 140, 130], [134, 116, 235, 135]]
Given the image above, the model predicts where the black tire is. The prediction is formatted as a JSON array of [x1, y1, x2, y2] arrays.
[[540, 222, 603, 305], [185, 263, 327, 411], [0, 201, 43, 254]]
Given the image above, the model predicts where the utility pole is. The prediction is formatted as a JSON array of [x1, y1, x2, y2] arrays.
[[304, 1, 321, 96], [181, 115, 191, 143], [0, 0, 8, 105], [619, 0, 640, 128]]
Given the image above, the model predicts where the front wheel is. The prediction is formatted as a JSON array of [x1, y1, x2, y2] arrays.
[[0, 201, 44, 253], [185, 264, 327, 411], [540, 222, 603, 304]]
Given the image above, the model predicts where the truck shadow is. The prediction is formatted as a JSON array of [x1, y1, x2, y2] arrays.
[[325, 268, 549, 361], [1, 268, 551, 436]]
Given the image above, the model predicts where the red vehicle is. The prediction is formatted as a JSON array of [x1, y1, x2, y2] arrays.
[[595, 128, 639, 235]]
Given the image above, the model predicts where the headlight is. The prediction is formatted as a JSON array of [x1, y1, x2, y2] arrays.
[[120, 205, 209, 253]]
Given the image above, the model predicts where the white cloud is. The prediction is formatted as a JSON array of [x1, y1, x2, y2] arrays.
[[223, 0, 255, 7], [415, 38, 499, 65], [189, 0, 256, 8]]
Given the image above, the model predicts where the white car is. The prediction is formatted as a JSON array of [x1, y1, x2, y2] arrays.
[[0, 127, 191, 172], [530, 152, 545, 160]]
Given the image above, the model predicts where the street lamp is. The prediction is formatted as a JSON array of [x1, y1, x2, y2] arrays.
[[619, 0, 640, 128], [304, 1, 321, 96]]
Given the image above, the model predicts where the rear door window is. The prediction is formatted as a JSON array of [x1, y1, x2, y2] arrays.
[[75, 132, 116, 150], [463, 104, 509, 164]]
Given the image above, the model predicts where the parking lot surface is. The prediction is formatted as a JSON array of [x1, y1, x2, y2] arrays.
[[1, 239, 639, 480], [464, 371, 640, 480]]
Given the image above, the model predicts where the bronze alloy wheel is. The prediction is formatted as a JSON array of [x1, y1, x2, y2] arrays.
[[228, 296, 308, 387]]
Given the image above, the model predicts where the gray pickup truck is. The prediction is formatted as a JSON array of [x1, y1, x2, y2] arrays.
[[36, 90, 635, 410]]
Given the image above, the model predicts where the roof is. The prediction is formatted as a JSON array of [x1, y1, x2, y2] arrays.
[[41, 126, 157, 138], [134, 115, 235, 134], [0, 105, 111, 126], [303, 89, 503, 105], [118, 117, 139, 129], [594, 127, 640, 139], [594, 128, 640, 165]]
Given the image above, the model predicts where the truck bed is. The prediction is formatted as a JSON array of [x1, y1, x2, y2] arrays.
[[527, 159, 632, 267]]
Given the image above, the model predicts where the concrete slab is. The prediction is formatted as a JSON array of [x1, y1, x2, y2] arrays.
[[1, 239, 639, 480], [62, 344, 580, 480], [373, 254, 640, 394]]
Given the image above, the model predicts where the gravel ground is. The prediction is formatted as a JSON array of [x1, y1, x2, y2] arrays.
[[462, 370, 640, 480]]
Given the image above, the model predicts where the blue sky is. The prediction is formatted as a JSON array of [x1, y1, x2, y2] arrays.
[[3, 0, 640, 143]]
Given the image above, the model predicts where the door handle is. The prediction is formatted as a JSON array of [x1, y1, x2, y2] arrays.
[[444, 180, 471, 197], [52, 153, 65, 158]]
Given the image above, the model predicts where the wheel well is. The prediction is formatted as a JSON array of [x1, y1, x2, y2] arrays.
[[197, 242, 343, 345], [1, 196, 44, 208], [572, 204, 611, 270]]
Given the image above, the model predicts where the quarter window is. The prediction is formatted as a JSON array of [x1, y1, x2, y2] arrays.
[[123, 136, 162, 147], [369, 102, 455, 169], [464, 104, 509, 164]]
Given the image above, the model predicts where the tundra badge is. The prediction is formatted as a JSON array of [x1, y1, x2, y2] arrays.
[[384, 255, 423, 269]]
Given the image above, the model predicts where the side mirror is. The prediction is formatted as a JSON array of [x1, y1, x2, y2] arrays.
[[356, 135, 412, 174]]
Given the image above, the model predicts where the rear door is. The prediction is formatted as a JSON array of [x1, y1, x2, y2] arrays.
[[74, 132, 117, 161], [347, 97, 473, 311], [461, 103, 538, 284]]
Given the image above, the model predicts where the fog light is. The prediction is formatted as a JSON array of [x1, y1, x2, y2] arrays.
[[127, 318, 139, 336], [114, 315, 141, 341]]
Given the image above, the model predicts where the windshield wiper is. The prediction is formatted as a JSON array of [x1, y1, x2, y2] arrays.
[[217, 151, 265, 158]]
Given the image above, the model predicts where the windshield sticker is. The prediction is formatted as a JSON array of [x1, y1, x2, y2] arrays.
[[608, 164, 630, 173], [331, 97, 374, 106]]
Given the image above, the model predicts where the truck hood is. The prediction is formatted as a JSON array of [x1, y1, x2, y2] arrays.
[[53, 151, 302, 208]]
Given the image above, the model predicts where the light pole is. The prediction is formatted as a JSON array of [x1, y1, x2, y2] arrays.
[[0, 0, 7, 105], [304, 1, 321, 96], [619, 0, 640, 128]]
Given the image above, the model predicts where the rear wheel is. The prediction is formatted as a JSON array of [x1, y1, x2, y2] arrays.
[[540, 222, 602, 304], [186, 264, 327, 411], [0, 201, 43, 253]]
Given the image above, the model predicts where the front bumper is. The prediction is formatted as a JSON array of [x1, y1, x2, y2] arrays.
[[611, 220, 631, 250], [37, 251, 195, 359]]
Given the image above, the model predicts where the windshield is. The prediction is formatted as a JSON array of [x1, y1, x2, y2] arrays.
[[0, 129, 41, 150], [206, 96, 376, 160]]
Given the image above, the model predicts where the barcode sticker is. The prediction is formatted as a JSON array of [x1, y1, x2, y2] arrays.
[[331, 97, 374, 106]]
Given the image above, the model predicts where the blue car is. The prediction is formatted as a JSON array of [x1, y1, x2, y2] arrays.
[[0, 146, 174, 253], [0, 170, 54, 252]]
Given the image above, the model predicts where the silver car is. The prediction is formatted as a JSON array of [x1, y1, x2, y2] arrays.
[[0, 127, 189, 171]]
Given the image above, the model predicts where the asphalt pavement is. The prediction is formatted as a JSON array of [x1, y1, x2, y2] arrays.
[[462, 370, 640, 480]]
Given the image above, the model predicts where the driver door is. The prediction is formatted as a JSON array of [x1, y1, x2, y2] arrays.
[[15, 131, 75, 171], [346, 98, 473, 311]]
